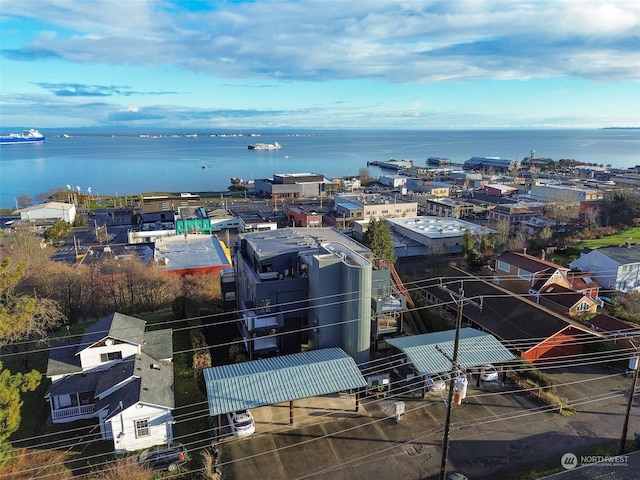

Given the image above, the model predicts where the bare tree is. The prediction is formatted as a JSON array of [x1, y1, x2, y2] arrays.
[[506, 231, 528, 253], [583, 206, 600, 229], [0, 227, 50, 273], [492, 219, 511, 248], [15, 195, 32, 209], [359, 167, 371, 185]]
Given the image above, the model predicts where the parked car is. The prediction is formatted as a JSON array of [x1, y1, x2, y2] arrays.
[[227, 409, 255, 437], [137, 441, 188, 472], [481, 364, 499, 382], [426, 375, 447, 392]]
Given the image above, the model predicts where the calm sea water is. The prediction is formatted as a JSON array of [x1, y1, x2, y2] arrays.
[[1, 129, 638, 209]]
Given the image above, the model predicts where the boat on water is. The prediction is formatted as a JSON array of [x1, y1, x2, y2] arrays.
[[248, 142, 282, 150], [0, 129, 45, 144]]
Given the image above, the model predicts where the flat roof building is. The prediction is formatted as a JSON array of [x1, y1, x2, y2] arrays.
[[385, 216, 495, 256], [231, 227, 407, 363]]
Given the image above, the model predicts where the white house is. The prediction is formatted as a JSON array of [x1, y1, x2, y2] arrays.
[[569, 244, 640, 293], [45, 313, 175, 453], [18, 201, 76, 224]]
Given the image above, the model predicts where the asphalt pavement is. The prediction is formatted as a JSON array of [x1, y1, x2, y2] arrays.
[[217, 364, 640, 480]]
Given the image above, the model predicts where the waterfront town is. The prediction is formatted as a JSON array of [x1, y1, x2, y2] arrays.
[[2, 155, 640, 480]]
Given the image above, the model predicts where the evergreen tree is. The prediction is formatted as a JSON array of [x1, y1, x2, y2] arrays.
[[362, 218, 396, 263], [462, 229, 482, 271], [0, 361, 41, 467]]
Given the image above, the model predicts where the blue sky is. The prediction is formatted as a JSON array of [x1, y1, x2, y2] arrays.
[[1, 0, 639, 130]]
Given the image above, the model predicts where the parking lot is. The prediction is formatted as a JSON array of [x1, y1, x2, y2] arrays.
[[218, 364, 640, 480]]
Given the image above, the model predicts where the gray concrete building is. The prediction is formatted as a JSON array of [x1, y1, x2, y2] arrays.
[[230, 227, 406, 363]]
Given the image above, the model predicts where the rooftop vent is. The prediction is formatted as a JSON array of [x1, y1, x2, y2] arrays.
[[151, 363, 161, 370]]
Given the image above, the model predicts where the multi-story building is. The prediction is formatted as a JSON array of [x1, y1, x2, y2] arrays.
[[464, 157, 518, 172], [253, 173, 338, 200], [406, 179, 451, 196], [421, 197, 475, 219], [230, 227, 407, 363], [333, 193, 418, 227], [530, 182, 604, 203]]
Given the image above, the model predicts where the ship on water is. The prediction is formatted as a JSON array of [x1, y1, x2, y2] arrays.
[[248, 141, 281, 150], [0, 129, 45, 144]]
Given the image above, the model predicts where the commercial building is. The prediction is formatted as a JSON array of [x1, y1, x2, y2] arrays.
[[154, 234, 232, 276], [333, 193, 418, 226], [421, 197, 475, 219], [253, 173, 338, 200], [530, 182, 604, 203], [464, 157, 518, 172], [406, 179, 451, 196], [384, 216, 495, 256], [17, 201, 76, 224]]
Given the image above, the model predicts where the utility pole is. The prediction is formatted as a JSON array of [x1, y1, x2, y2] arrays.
[[619, 345, 640, 455], [440, 282, 464, 480]]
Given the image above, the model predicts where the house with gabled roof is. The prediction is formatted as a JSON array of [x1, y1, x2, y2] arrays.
[[45, 312, 175, 453], [493, 251, 572, 295], [418, 267, 604, 361], [569, 243, 640, 293], [567, 271, 601, 300], [537, 284, 599, 317]]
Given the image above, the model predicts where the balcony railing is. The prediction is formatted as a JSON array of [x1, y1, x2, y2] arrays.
[[52, 404, 95, 420]]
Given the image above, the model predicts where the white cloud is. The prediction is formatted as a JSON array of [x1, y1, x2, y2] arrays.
[[3, 0, 639, 83]]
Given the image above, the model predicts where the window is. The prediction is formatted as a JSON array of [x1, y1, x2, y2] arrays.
[[497, 260, 510, 273], [576, 302, 591, 312], [100, 351, 122, 362], [135, 419, 150, 438]]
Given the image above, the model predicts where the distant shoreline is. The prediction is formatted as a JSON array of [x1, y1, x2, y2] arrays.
[[601, 127, 640, 130]]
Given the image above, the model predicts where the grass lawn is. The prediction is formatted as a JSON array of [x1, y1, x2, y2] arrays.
[[575, 226, 640, 249]]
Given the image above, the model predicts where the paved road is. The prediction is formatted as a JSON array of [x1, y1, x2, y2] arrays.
[[218, 363, 640, 480]]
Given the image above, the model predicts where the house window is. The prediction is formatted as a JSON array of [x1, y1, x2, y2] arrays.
[[576, 302, 590, 312], [517, 268, 532, 281], [497, 261, 509, 273], [135, 419, 150, 438], [100, 351, 122, 362]]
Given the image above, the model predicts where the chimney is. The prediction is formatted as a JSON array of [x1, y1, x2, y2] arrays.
[[541, 250, 546, 261]]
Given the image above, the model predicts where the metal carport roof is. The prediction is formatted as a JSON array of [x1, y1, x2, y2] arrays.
[[203, 347, 367, 416], [386, 328, 516, 376]]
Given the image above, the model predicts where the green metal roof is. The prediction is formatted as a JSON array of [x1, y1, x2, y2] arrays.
[[386, 328, 516, 376], [203, 348, 367, 416]]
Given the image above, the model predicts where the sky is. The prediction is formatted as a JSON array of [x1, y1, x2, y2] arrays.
[[1, 0, 639, 131]]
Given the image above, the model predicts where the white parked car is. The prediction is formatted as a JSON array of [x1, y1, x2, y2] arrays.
[[481, 364, 499, 382], [227, 409, 255, 437]]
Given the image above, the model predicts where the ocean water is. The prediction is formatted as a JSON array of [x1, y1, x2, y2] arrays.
[[1, 129, 638, 210]]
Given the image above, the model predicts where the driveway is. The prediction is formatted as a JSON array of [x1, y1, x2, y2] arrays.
[[218, 364, 640, 480]]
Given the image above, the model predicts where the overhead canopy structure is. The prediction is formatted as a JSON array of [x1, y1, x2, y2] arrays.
[[203, 347, 366, 416], [386, 328, 516, 376]]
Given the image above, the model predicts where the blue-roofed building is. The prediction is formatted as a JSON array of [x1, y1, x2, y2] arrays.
[[203, 347, 367, 429]]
